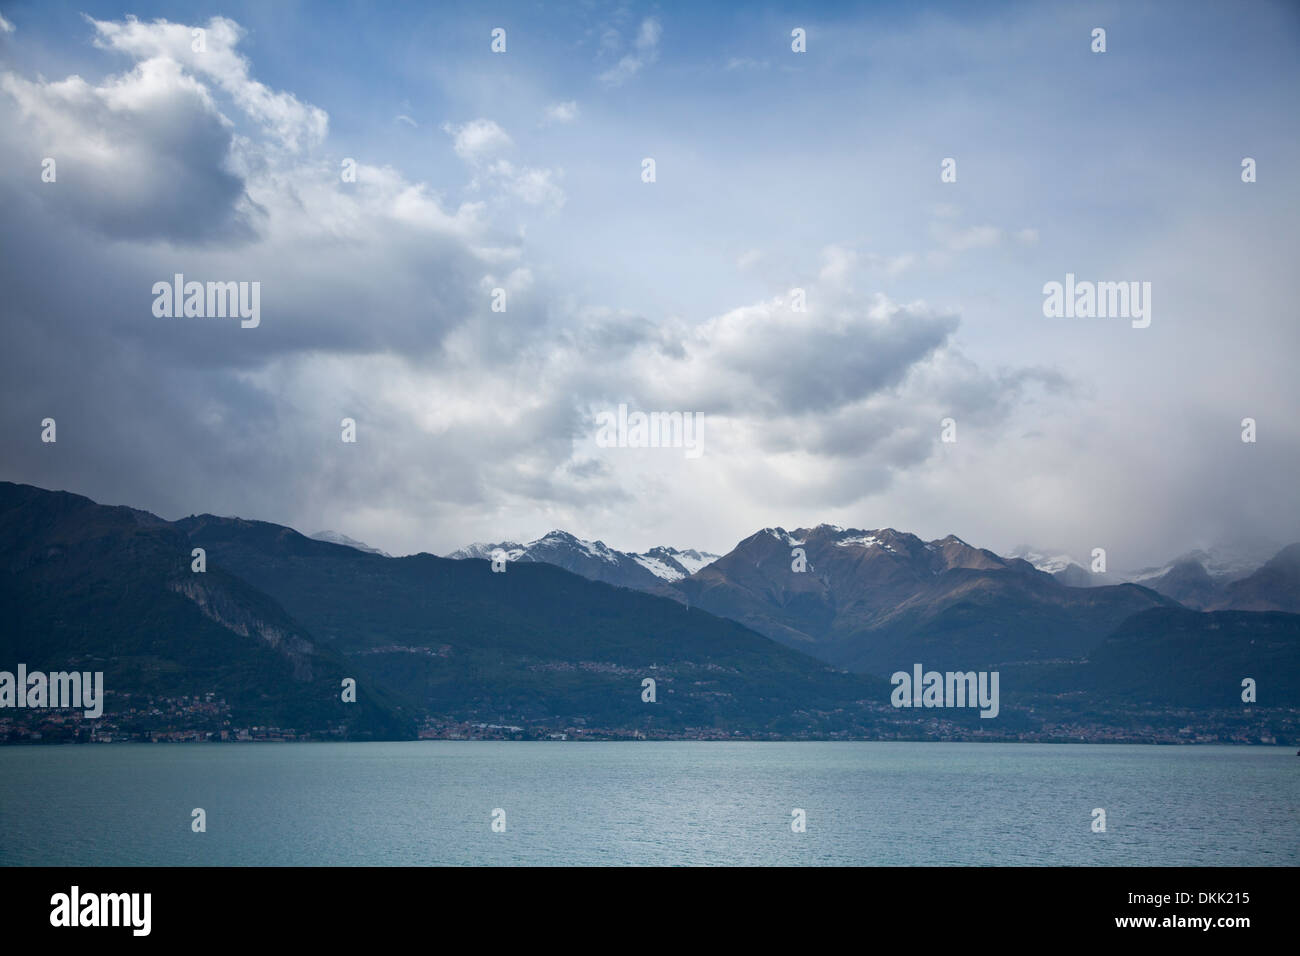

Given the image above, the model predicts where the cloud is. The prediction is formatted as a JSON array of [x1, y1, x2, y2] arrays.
[[543, 100, 578, 123], [865, 253, 915, 276], [6, 6, 1289, 567], [0, 15, 516, 366], [394, 114, 417, 128], [675, 291, 959, 417], [0, 58, 252, 241], [935, 223, 1002, 252], [0, 5, 1059, 559], [0, 13, 14, 34], [817, 244, 913, 282], [90, 16, 327, 152], [636, 18, 662, 51], [443, 117, 513, 163], [598, 17, 661, 87], [818, 244, 858, 283], [440, 119, 566, 209], [486, 161, 566, 209]]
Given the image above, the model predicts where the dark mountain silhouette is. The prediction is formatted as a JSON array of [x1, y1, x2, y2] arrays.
[[0, 482, 412, 738], [1024, 607, 1300, 708]]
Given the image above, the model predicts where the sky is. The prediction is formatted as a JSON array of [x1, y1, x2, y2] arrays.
[[0, 0, 1297, 566]]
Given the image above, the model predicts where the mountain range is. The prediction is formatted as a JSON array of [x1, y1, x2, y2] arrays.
[[0, 483, 885, 739], [4, 480, 1299, 742], [447, 524, 1300, 676], [671, 526, 1180, 675]]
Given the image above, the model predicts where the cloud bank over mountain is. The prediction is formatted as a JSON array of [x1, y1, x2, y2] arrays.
[[1, 5, 1296, 567]]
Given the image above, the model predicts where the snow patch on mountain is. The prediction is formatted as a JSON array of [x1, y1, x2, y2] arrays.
[[1006, 546, 1080, 575], [310, 531, 391, 557], [763, 527, 805, 547], [448, 533, 718, 583], [632, 553, 679, 580], [836, 533, 884, 550], [448, 540, 525, 561], [668, 549, 719, 575], [633, 546, 722, 581]]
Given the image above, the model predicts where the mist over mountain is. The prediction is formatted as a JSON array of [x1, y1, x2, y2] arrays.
[[1211, 544, 1300, 614], [1004, 540, 1287, 605]]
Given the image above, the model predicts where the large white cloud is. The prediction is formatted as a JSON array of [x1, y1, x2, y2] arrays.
[[90, 16, 327, 152], [10, 10, 1267, 568]]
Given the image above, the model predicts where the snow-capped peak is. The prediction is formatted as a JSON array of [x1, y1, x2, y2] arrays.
[[447, 540, 523, 560], [530, 530, 621, 565], [633, 546, 721, 581], [447, 532, 718, 583], [659, 547, 719, 576]]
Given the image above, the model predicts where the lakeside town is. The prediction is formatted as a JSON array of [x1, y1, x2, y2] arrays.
[[2, 690, 1294, 746]]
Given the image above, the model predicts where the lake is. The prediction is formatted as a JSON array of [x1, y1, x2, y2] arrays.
[[0, 742, 1294, 865]]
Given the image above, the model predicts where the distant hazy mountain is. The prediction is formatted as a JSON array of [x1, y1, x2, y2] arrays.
[[1103, 543, 1297, 610], [448, 531, 718, 591], [1211, 543, 1300, 613], [675, 525, 1175, 676], [1006, 540, 1289, 602], [1005, 546, 1117, 587], [1006, 546, 1082, 576], [1128, 540, 1282, 584], [1140, 557, 1222, 609], [310, 530, 390, 557]]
